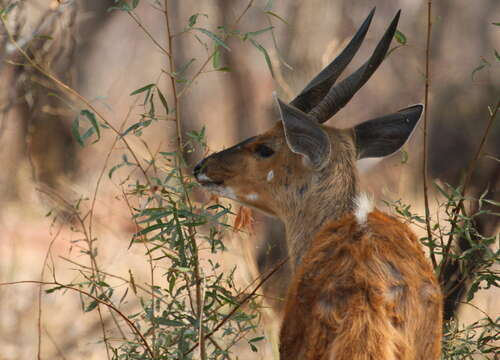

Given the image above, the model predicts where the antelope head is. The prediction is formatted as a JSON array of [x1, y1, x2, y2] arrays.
[[193, 9, 423, 266]]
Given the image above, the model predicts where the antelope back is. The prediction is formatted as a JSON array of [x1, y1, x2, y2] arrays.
[[280, 210, 443, 359]]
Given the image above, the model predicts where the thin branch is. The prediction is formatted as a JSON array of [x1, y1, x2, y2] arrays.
[[233, 0, 254, 26], [128, 10, 170, 56], [163, 2, 206, 359], [121, 185, 158, 357], [43, 326, 68, 360], [183, 256, 289, 356], [0, 280, 154, 358], [0, 15, 154, 190], [60, 256, 172, 305], [422, 0, 437, 269], [176, 0, 256, 99], [439, 99, 500, 282], [37, 222, 64, 360]]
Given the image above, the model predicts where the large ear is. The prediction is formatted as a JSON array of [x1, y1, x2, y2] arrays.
[[354, 104, 423, 159], [274, 94, 331, 169]]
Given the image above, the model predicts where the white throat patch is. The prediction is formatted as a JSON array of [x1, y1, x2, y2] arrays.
[[197, 173, 213, 182], [246, 193, 259, 201], [266, 170, 274, 182], [354, 192, 374, 225], [211, 186, 237, 201]]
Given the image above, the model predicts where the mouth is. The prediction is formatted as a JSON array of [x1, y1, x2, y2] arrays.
[[195, 172, 224, 187]]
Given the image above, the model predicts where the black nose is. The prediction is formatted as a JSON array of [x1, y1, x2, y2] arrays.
[[193, 158, 206, 177]]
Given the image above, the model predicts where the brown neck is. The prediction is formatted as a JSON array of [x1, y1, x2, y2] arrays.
[[279, 151, 358, 269]]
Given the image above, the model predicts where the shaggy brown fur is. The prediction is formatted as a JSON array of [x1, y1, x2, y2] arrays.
[[280, 210, 442, 359]]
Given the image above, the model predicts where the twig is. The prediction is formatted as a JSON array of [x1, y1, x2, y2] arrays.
[[0, 15, 154, 190], [176, 0, 256, 99], [233, 0, 254, 27], [37, 222, 64, 360], [422, 0, 437, 269], [60, 256, 173, 305], [128, 10, 170, 56], [121, 185, 158, 356], [183, 256, 289, 356], [439, 99, 500, 282], [35, 186, 112, 359], [43, 326, 68, 360], [0, 280, 154, 358], [164, 2, 206, 359], [198, 275, 207, 360]]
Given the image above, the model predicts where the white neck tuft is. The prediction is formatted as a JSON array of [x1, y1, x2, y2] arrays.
[[354, 192, 374, 225]]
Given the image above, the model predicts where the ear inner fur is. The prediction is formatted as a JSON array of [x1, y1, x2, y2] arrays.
[[275, 96, 332, 170]]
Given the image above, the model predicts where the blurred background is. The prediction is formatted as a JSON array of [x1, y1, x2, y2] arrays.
[[0, 0, 498, 358]]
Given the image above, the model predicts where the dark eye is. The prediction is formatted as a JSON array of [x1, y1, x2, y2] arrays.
[[254, 144, 274, 158]]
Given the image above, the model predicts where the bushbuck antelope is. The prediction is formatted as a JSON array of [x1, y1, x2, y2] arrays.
[[194, 8, 442, 359]]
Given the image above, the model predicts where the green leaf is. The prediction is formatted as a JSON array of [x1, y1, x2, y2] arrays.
[[495, 49, 500, 62], [492, 22, 500, 26], [35, 35, 54, 41], [264, 0, 273, 12], [265, 11, 288, 25], [108, 1, 132, 12], [134, 223, 168, 237], [244, 26, 274, 40], [72, 116, 84, 147], [483, 199, 500, 207], [121, 122, 142, 137], [394, 30, 407, 45], [157, 88, 169, 113], [192, 27, 231, 51], [45, 285, 65, 294], [249, 336, 265, 343], [249, 38, 274, 77], [0, 3, 17, 16], [84, 300, 99, 312], [176, 58, 195, 76], [467, 281, 480, 302], [154, 317, 184, 326], [188, 14, 198, 27], [108, 162, 125, 179], [130, 83, 155, 96], [131, 0, 140, 9], [121, 120, 152, 137], [188, 13, 207, 27], [80, 127, 96, 143], [213, 48, 221, 69], [148, 92, 155, 117], [471, 63, 487, 80], [80, 110, 100, 142]]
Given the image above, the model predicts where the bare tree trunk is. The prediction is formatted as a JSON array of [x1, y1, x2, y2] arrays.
[[0, 0, 116, 204]]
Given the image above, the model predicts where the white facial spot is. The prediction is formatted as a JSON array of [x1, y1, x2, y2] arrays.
[[354, 192, 374, 225], [197, 173, 213, 182], [266, 170, 274, 182], [246, 193, 259, 201]]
